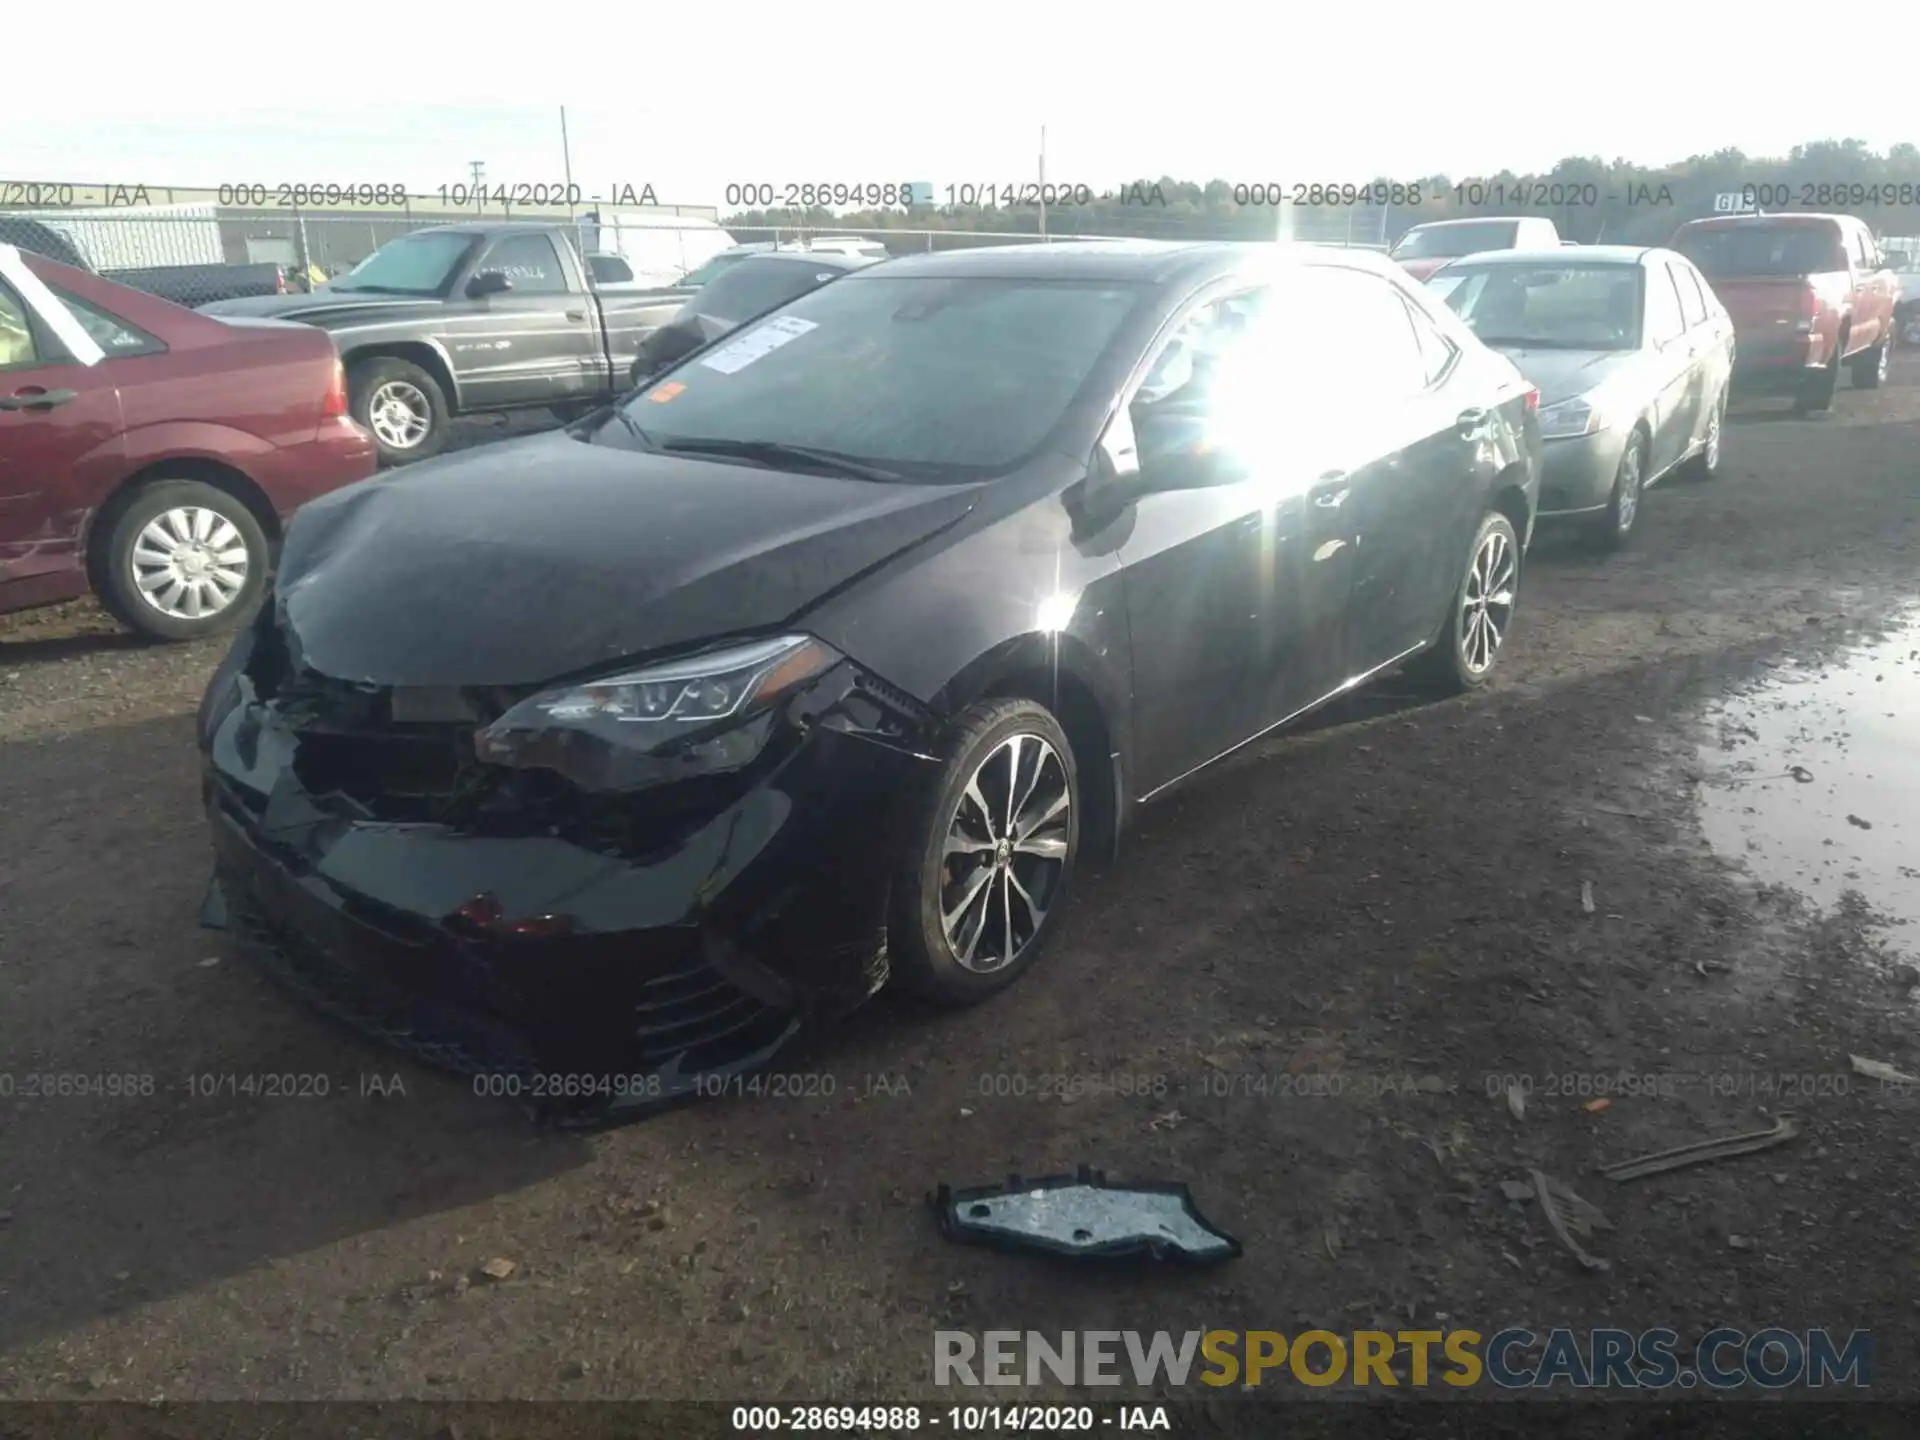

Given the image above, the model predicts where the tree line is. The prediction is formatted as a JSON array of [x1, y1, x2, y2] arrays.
[[722, 140, 1920, 248]]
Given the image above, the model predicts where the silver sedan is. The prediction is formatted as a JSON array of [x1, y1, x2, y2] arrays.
[[1426, 245, 1735, 550]]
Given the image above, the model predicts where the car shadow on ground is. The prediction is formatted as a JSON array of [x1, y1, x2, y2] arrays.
[[0, 625, 148, 666], [0, 712, 598, 1355]]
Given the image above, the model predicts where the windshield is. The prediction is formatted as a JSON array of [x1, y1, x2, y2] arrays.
[[1429, 263, 1642, 350], [604, 275, 1148, 481], [1673, 225, 1845, 279], [676, 251, 758, 288], [1393, 222, 1521, 260], [689, 259, 842, 323], [332, 232, 477, 294]]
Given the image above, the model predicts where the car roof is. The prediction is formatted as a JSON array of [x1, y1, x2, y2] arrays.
[[1444, 245, 1655, 267], [1675, 212, 1852, 230], [1404, 216, 1546, 231], [858, 239, 1401, 285]]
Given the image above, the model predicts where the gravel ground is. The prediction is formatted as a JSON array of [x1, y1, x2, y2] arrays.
[[2, 376, 1918, 1424]]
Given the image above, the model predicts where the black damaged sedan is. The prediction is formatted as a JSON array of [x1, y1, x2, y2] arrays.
[[198, 241, 1542, 1121]]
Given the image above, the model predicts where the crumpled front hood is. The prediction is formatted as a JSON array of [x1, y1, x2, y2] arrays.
[[1490, 346, 1639, 408], [274, 430, 979, 687]]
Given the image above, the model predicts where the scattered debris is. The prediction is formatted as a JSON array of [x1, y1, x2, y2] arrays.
[[1580, 881, 1596, 914], [1497, 1179, 1535, 1203], [1601, 1115, 1802, 1182], [1694, 960, 1731, 977], [1505, 1085, 1526, 1121], [477, 1258, 517, 1281], [1788, 765, 1814, 783], [932, 1166, 1241, 1265], [1533, 1169, 1612, 1273], [1846, 815, 1873, 830], [1849, 1055, 1919, 1086], [1149, 1109, 1186, 1131], [1583, 1098, 1611, 1114], [196, 957, 221, 968], [958, 1108, 975, 1118], [1501, 1251, 1523, 1270], [1633, 715, 1653, 723], [1728, 1235, 1755, 1252]]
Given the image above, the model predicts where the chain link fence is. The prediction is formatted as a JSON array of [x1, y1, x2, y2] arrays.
[[2, 202, 1396, 308]]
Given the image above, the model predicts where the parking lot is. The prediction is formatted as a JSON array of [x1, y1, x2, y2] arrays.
[[2, 366, 1917, 1406]]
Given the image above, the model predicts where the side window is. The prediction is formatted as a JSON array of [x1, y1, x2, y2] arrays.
[[49, 288, 166, 357], [1127, 287, 1278, 461], [1644, 264, 1686, 347], [1401, 294, 1459, 386], [588, 254, 634, 285], [1675, 263, 1717, 326], [1850, 226, 1875, 269], [1670, 262, 1707, 330], [1302, 266, 1429, 397], [0, 282, 40, 370], [480, 234, 568, 294]]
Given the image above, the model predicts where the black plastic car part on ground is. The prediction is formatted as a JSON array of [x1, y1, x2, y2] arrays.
[[196, 240, 1542, 1118]]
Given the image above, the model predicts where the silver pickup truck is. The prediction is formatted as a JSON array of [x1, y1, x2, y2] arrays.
[[201, 223, 687, 465]]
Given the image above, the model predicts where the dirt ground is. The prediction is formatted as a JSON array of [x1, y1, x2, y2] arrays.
[[2, 372, 1918, 1425]]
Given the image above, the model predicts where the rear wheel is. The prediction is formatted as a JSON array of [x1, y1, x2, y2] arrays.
[[1680, 391, 1726, 481], [96, 478, 269, 642], [1794, 336, 1843, 413], [1850, 330, 1891, 389], [1406, 510, 1521, 695], [888, 699, 1080, 1008]]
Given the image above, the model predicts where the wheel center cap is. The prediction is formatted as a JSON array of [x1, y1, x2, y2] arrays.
[[995, 838, 1013, 867]]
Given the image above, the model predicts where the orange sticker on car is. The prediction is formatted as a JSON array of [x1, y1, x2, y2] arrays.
[[647, 382, 687, 403]]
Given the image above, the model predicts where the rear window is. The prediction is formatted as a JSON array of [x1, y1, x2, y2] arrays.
[[1673, 225, 1845, 279]]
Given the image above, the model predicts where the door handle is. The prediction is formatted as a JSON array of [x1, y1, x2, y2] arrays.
[[1310, 471, 1350, 509], [0, 388, 80, 411], [565, 309, 586, 322], [1455, 406, 1489, 436]]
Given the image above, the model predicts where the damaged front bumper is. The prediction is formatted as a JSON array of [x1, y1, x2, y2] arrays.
[[197, 614, 940, 1125]]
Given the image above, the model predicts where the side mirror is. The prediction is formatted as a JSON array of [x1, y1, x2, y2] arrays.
[[1136, 446, 1241, 495], [466, 270, 512, 299]]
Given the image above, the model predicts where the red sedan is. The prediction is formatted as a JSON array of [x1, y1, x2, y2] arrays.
[[0, 244, 376, 641]]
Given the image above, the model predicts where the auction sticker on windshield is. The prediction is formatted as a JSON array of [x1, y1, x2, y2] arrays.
[[700, 315, 819, 375]]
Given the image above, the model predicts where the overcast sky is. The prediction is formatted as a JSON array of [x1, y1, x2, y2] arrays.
[[16, 1, 1909, 209]]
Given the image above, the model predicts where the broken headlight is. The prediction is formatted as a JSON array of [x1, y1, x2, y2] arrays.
[[473, 634, 839, 793]]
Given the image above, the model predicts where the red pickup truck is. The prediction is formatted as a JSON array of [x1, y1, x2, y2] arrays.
[[1669, 213, 1897, 412]]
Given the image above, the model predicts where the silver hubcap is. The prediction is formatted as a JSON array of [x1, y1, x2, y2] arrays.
[[1704, 399, 1723, 470], [1616, 440, 1643, 532], [1879, 339, 1890, 381], [131, 506, 250, 621], [1460, 528, 1516, 676], [939, 733, 1072, 973], [368, 380, 431, 450]]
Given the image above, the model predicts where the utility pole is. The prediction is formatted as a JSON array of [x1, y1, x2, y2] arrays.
[[1038, 125, 1048, 242], [559, 107, 576, 219]]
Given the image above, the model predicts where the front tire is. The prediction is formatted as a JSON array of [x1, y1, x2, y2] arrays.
[[349, 357, 449, 465], [888, 698, 1080, 1007], [1584, 426, 1647, 550], [1407, 510, 1521, 695], [96, 479, 270, 642]]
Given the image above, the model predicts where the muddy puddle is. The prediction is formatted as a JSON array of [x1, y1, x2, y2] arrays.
[[1696, 615, 1920, 954]]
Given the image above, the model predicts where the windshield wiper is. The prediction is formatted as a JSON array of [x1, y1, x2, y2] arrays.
[[655, 437, 902, 482]]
